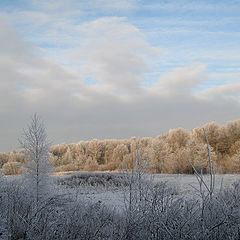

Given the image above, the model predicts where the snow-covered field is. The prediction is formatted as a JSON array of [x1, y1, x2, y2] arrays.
[[54, 172, 240, 210], [3, 172, 240, 239]]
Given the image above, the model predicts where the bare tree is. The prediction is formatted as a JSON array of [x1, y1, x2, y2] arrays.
[[19, 113, 51, 204]]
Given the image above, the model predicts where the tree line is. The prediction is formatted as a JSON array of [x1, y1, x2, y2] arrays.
[[1, 119, 240, 175], [1, 115, 240, 239]]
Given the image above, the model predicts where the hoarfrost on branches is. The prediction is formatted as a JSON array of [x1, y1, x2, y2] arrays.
[[19, 113, 52, 203]]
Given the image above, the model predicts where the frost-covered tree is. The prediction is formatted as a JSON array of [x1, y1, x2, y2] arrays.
[[19, 113, 51, 204], [167, 128, 190, 150], [0, 153, 9, 167], [112, 144, 129, 166], [61, 147, 73, 165], [150, 138, 170, 173]]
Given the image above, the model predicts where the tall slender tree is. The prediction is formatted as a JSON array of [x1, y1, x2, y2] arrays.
[[19, 113, 51, 204]]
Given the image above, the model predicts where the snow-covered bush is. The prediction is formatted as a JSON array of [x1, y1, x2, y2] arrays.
[[2, 162, 22, 175], [1, 125, 240, 239]]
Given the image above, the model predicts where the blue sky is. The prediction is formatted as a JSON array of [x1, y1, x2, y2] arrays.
[[0, 0, 240, 151]]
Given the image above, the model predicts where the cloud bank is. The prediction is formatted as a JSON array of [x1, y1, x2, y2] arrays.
[[0, 3, 240, 151]]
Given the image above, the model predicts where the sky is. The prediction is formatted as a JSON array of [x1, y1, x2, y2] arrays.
[[0, 0, 240, 152]]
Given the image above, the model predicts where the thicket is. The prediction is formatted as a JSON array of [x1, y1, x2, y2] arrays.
[[1, 120, 240, 175], [1, 144, 240, 239], [1, 117, 240, 239]]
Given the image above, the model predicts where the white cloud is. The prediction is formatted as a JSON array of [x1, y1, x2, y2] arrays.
[[198, 83, 240, 101], [65, 17, 161, 92], [154, 64, 206, 95], [0, 9, 240, 152]]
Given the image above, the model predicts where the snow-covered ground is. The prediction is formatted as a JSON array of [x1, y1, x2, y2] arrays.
[[53, 172, 240, 211]]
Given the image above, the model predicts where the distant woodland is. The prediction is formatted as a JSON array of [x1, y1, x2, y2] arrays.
[[1, 120, 240, 175]]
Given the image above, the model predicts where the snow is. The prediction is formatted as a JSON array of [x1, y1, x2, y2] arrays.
[[53, 172, 240, 210]]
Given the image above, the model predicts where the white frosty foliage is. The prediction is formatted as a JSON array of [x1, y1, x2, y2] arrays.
[[19, 113, 51, 203], [1, 129, 240, 239]]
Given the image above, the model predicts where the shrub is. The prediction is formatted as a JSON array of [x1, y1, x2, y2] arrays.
[[2, 162, 22, 175]]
